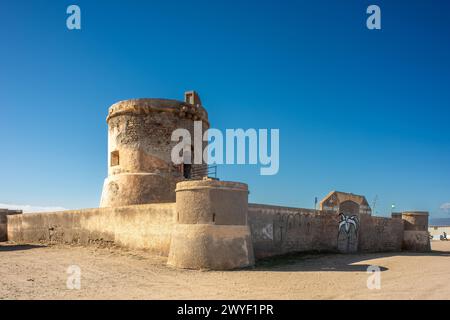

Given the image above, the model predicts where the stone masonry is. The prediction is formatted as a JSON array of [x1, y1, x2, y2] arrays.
[[2, 91, 431, 270]]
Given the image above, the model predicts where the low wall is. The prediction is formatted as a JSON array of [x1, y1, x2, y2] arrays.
[[248, 204, 406, 258], [358, 215, 404, 252], [248, 204, 339, 258], [0, 209, 22, 242], [5, 201, 424, 262], [7, 203, 176, 256]]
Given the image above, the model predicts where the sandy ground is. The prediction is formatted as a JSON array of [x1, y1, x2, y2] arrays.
[[0, 241, 449, 300]]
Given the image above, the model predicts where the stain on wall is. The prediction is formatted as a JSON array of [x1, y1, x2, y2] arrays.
[[7, 204, 176, 256], [248, 204, 339, 258], [359, 215, 404, 252]]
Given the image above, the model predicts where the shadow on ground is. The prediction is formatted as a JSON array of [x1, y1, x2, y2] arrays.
[[252, 249, 450, 272], [0, 243, 46, 252]]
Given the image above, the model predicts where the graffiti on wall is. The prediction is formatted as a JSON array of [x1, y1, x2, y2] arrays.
[[273, 211, 314, 250], [337, 213, 359, 253], [374, 218, 388, 234], [252, 222, 274, 241], [373, 217, 396, 250]]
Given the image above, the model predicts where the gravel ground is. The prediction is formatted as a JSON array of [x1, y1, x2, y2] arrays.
[[1, 241, 449, 300]]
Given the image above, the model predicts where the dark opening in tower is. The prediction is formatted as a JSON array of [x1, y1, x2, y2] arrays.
[[183, 164, 192, 179], [111, 151, 119, 167]]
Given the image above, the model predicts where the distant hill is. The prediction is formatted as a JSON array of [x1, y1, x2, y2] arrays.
[[429, 218, 450, 226]]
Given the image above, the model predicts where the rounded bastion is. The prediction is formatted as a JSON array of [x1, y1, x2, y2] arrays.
[[167, 179, 255, 270]]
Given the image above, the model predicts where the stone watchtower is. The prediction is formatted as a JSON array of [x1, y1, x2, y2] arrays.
[[100, 91, 209, 207]]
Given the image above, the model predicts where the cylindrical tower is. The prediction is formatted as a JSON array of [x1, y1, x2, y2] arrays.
[[167, 179, 255, 270], [100, 92, 209, 207]]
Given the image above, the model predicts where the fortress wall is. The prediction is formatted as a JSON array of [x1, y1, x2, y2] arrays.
[[5, 201, 425, 264], [248, 204, 339, 258], [6, 203, 176, 256], [248, 204, 406, 258], [358, 215, 404, 252]]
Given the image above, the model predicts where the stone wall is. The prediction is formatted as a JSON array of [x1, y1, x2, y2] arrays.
[[7, 204, 175, 256], [248, 204, 406, 258], [358, 215, 404, 252], [248, 204, 339, 258], [4, 201, 426, 265]]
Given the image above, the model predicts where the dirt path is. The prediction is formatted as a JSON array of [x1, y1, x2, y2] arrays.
[[1, 241, 449, 300]]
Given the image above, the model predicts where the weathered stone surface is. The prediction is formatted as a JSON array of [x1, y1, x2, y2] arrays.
[[0, 209, 22, 242], [168, 224, 254, 270], [100, 96, 209, 207], [248, 204, 339, 258], [175, 180, 248, 225], [403, 231, 431, 252], [402, 211, 429, 231], [7, 204, 175, 255], [358, 215, 404, 252], [4, 202, 431, 266], [2, 90, 432, 269], [401, 211, 431, 251], [320, 191, 372, 215], [167, 180, 254, 270]]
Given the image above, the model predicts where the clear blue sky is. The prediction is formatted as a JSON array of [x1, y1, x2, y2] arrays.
[[1, 0, 449, 217]]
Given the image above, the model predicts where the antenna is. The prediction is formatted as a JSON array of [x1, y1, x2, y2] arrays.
[[372, 195, 378, 215]]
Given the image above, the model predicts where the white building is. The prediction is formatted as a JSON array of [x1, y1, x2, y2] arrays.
[[428, 225, 450, 241]]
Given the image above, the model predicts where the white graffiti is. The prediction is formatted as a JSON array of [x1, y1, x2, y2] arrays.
[[261, 224, 273, 240], [338, 213, 359, 234]]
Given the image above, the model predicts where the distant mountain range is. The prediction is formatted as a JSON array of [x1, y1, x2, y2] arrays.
[[430, 218, 450, 226]]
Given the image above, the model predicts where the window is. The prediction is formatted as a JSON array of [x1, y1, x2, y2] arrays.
[[111, 151, 119, 167]]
